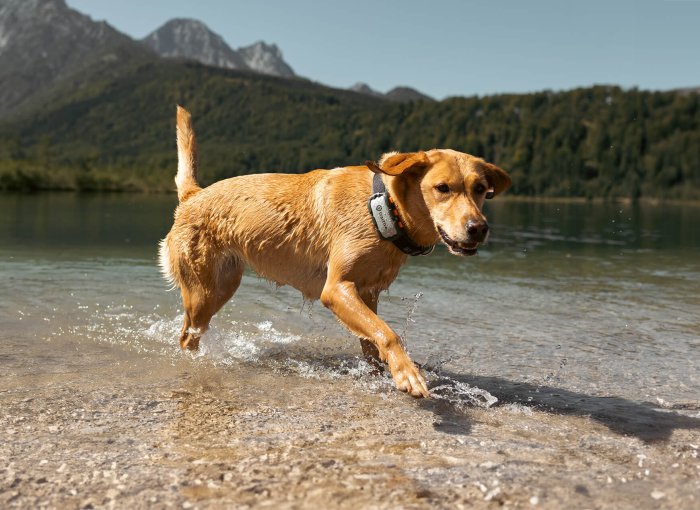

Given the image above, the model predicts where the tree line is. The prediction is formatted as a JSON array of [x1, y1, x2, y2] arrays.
[[0, 61, 697, 199]]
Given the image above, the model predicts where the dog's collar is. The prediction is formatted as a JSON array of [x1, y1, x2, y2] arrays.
[[368, 173, 434, 256]]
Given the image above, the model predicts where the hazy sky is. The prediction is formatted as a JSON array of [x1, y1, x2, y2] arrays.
[[67, 0, 700, 99]]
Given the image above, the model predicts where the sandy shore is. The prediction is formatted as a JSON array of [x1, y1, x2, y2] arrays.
[[2, 336, 699, 510]]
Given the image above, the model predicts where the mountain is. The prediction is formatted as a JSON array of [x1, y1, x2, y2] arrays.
[[142, 19, 295, 78], [0, 0, 152, 116], [0, 1, 298, 117], [141, 18, 248, 70], [0, 0, 413, 116], [350, 82, 433, 103]]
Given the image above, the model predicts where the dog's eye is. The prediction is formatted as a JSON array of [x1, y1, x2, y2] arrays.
[[475, 183, 486, 194], [435, 183, 450, 193]]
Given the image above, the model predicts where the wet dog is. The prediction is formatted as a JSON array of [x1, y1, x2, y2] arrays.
[[159, 106, 511, 397]]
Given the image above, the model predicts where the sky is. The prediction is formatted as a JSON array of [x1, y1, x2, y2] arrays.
[[67, 0, 700, 99]]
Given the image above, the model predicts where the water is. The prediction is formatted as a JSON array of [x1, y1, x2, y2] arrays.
[[1, 193, 699, 404], [2, 192, 699, 508]]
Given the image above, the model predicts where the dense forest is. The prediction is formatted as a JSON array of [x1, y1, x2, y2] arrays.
[[0, 60, 698, 199]]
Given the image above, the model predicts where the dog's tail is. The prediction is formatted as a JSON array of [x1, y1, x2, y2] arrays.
[[175, 105, 201, 202]]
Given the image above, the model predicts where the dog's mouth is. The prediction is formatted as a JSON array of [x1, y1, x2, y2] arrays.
[[437, 226, 479, 256]]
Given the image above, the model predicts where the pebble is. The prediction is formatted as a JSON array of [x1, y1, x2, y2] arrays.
[[484, 487, 501, 501], [650, 490, 666, 500]]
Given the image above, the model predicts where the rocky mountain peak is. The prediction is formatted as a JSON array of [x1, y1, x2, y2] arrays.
[[141, 18, 248, 70], [237, 40, 295, 78], [142, 19, 295, 78]]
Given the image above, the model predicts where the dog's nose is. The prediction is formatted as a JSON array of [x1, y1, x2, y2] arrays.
[[466, 220, 489, 242]]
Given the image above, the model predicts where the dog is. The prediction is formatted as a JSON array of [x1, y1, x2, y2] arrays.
[[159, 106, 511, 398]]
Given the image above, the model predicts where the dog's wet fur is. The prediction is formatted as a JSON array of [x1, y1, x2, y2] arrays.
[[160, 106, 511, 397]]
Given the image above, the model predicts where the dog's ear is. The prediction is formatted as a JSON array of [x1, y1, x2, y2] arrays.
[[483, 163, 511, 198], [366, 151, 431, 176]]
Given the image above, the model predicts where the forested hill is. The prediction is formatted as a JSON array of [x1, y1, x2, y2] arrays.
[[0, 59, 698, 200]]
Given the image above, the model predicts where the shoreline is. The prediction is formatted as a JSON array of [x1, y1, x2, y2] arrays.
[[2, 188, 700, 207]]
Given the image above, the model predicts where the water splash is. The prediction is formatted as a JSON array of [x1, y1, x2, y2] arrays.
[[542, 343, 570, 386], [60, 301, 499, 410], [400, 291, 424, 341], [255, 320, 301, 344], [196, 326, 260, 363], [429, 375, 499, 409]]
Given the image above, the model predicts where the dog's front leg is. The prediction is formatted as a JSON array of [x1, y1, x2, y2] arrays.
[[321, 280, 429, 398]]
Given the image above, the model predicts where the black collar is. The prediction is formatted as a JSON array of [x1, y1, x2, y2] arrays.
[[368, 173, 434, 256]]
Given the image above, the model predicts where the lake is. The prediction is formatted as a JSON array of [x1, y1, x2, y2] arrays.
[[1, 192, 699, 508]]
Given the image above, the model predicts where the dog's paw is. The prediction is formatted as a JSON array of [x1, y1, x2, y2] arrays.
[[390, 360, 429, 398], [179, 329, 201, 351]]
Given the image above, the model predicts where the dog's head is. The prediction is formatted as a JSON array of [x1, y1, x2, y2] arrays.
[[367, 149, 511, 256]]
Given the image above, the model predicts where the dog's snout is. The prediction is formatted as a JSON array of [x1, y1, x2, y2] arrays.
[[466, 220, 489, 242]]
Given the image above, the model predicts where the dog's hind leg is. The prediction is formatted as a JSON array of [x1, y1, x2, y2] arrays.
[[178, 258, 244, 351]]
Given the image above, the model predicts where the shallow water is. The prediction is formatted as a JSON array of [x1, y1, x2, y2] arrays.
[[1, 193, 699, 508], [2, 193, 698, 403]]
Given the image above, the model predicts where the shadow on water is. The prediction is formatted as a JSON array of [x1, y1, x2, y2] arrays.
[[421, 396, 474, 436], [210, 348, 699, 444], [423, 370, 700, 444]]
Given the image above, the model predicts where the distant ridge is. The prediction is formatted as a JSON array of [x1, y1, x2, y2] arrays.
[[385, 86, 434, 103], [674, 86, 700, 95], [349, 82, 384, 98], [349, 82, 435, 103], [350, 82, 434, 103]]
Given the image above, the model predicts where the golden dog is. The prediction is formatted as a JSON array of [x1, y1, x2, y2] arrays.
[[159, 106, 510, 397]]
